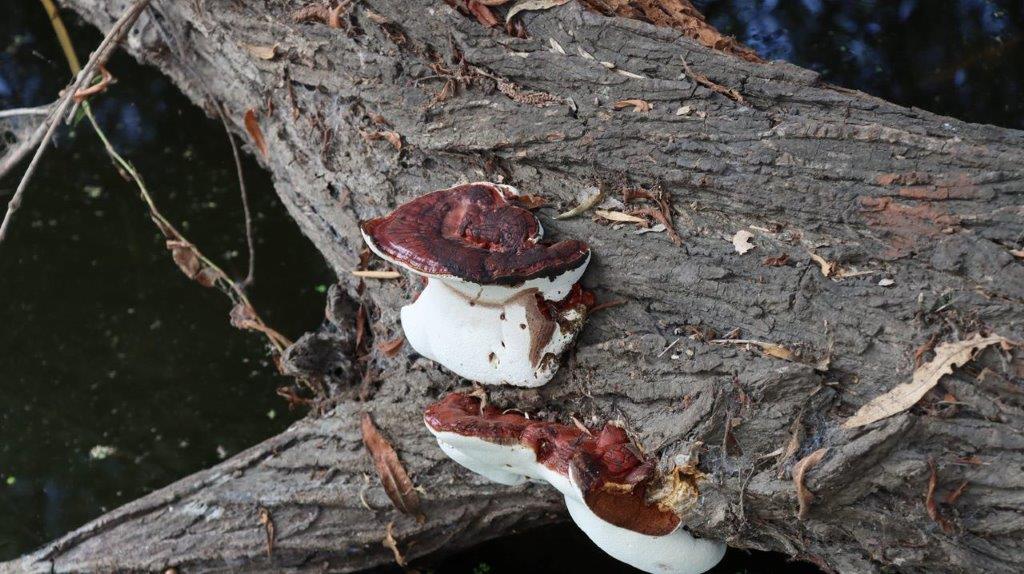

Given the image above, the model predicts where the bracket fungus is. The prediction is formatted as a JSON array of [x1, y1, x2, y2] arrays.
[[361, 182, 593, 387], [424, 393, 726, 574]]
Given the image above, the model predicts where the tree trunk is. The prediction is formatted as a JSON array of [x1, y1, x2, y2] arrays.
[[6, 1, 1023, 572]]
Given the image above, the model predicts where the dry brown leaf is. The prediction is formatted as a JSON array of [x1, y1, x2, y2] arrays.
[[377, 336, 405, 357], [925, 458, 954, 534], [257, 506, 275, 557], [557, 186, 603, 219], [506, 0, 570, 21], [244, 109, 268, 157], [808, 250, 835, 277], [807, 250, 878, 280], [595, 209, 646, 224], [732, 230, 754, 254], [630, 206, 683, 246], [361, 413, 424, 520], [793, 447, 828, 520], [711, 339, 797, 363], [843, 333, 1013, 429], [510, 193, 547, 210], [166, 240, 219, 288], [763, 253, 789, 267], [382, 522, 407, 567], [1010, 248, 1024, 258], [613, 98, 653, 113], [361, 129, 402, 151], [73, 65, 113, 103], [351, 269, 401, 279], [244, 43, 278, 60], [946, 480, 969, 505], [579, 0, 760, 63], [761, 344, 795, 361], [467, 1, 500, 26]]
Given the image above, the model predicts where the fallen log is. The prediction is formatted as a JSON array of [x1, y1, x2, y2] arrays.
[[6, 0, 1023, 572]]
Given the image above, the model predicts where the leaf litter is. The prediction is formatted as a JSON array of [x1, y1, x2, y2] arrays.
[[843, 333, 1016, 429], [361, 413, 425, 520]]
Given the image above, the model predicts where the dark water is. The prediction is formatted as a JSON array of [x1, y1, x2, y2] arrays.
[[0, 2, 332, 560], [1, 0, 1022, 572]]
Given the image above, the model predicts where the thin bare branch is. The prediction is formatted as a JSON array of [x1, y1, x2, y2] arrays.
[[217, 102, 256, 288], [0, 0, 151, 246]]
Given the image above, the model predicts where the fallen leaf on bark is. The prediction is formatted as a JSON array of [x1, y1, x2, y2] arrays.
[[631, 206, 683, 246], [557, 186, 603, 219], [351, 269, 401, 279], [361, 413, 425, 520], [244, 109, 268, 157], [257, 506, 275, 557], [793, 447, 828, 520], [807, 250, 877, 280], [636, 223, 667, 235], [946, 480, 969, 505], [595, 209, 646, 224], [763, 253, 789, 266], [244, 43, 278, 60], [878, 278, 895, 287], [510, 193, 547, 210], [507, 0, 570, 21], [613, 99, 653, 112], [467, 1, 500, 26], [843, 333, 1014, 429], [382, 521, 407, 567], [732, 230, 754, 254], [377, 336, 405, 357], [361, 130, 402, 151], [925, 458, 954, 534], [711, 338, 796, 362], [808, 250, 835, 277]]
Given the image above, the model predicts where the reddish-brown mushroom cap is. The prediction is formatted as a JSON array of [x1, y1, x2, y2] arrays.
[[424, 392, 681, 536], [361, 183, 590, 285]]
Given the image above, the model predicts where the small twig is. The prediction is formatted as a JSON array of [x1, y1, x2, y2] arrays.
[[657, 337, 681, 358], [38, 0, 289, 355], [681, 56, 745, 104], [72, 65, 114, 102], [217, 102, 256, 288], [0, 0, 150, 246], [0, 106, 52, 119], [589, 298, 627, 314]]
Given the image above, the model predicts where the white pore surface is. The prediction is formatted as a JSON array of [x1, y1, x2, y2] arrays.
[[401, 279, 578, 387], [428, 429, 727, 574]]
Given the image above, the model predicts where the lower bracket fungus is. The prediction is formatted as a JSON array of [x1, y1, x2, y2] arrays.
[[361, 182, 593, 387], [424, 393, 726, 574]]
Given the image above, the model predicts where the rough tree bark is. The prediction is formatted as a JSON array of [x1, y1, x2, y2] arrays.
[[5, 1, 1023, 573]]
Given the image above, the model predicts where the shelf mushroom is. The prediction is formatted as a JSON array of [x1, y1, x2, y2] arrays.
[[424, 393, 726, 574], [361, 182, 593, 387]]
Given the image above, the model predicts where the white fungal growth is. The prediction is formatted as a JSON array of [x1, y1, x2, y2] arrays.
[[360, 182, 592, 387], [428, 429, 726, 574], [397, 268, 588, 387]]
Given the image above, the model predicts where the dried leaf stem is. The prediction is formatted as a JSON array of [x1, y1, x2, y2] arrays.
[[38, 0, 288, 354], [1, 0, 151, 246]]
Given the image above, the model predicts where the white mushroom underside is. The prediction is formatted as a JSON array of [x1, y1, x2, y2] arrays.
[[402, 278, 582, 387], [429, 429, 727, 574]]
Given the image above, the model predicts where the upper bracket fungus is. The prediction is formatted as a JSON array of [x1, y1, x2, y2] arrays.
[[424, 393, 726, 574], [361, 182, 593, 387]]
